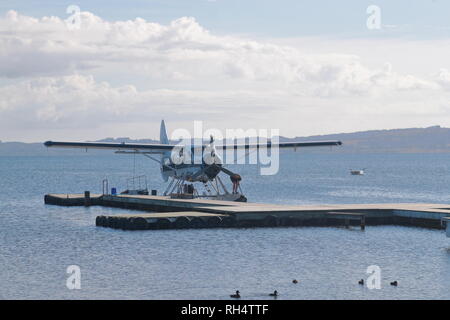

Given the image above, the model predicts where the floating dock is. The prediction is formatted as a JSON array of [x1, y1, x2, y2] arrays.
[[44, 193, 450, 231], [444, 217, 450, 237]]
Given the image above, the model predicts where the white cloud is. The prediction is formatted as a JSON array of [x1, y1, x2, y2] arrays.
[[0, 10, 435, 94], [0, 74, 292, 130], [1, 10, 450, 141]]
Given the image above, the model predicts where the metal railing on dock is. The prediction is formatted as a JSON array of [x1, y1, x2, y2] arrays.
[[102, 179, 109, 195]]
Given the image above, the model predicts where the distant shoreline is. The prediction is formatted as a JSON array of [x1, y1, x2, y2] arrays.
[[2, 125, 450, 155]]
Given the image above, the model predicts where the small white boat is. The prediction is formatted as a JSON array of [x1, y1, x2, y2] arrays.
[[350, 169, 365, 175]]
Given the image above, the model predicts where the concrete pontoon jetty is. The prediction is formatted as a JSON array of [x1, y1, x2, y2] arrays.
[[44, 193, 450, 231], [444, 217, 450, 237]]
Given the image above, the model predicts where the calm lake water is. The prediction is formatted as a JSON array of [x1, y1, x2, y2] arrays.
[[0, 152, 449, 299]]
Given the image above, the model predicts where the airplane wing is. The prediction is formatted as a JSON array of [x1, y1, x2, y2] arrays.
[[214, 140, 342, 150], [43, 141, 175, 154], [44, 140, 342, 153]]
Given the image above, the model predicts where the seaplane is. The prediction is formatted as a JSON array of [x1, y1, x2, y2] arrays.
[[44, 120, 342, 202]]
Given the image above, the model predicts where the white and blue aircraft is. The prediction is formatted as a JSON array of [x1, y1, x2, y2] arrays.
[[44, 120, 342, 201]]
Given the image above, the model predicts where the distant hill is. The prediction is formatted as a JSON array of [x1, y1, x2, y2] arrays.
[[281, 125, 450, 153], [1, 125, 450, 156]]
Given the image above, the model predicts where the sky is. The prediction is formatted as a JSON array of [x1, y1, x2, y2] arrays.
[[1, 0, 450, 142]]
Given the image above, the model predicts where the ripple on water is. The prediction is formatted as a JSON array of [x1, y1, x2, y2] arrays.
[[1, 154, 450, 299]]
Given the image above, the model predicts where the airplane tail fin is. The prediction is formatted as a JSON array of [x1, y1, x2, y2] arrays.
[[160, 120, 170, 182], [160, 120, 169, 144]]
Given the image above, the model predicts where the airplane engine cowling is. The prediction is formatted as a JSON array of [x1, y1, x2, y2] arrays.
[[202, 145, 222, 165]]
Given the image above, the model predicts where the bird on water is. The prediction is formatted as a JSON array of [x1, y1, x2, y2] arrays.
[[358, 279, 364, 285], [230, 290, 240, 298], [269, 290, 278, 297], [390, 281, 398, 286], [292, 279, 298, 284]]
